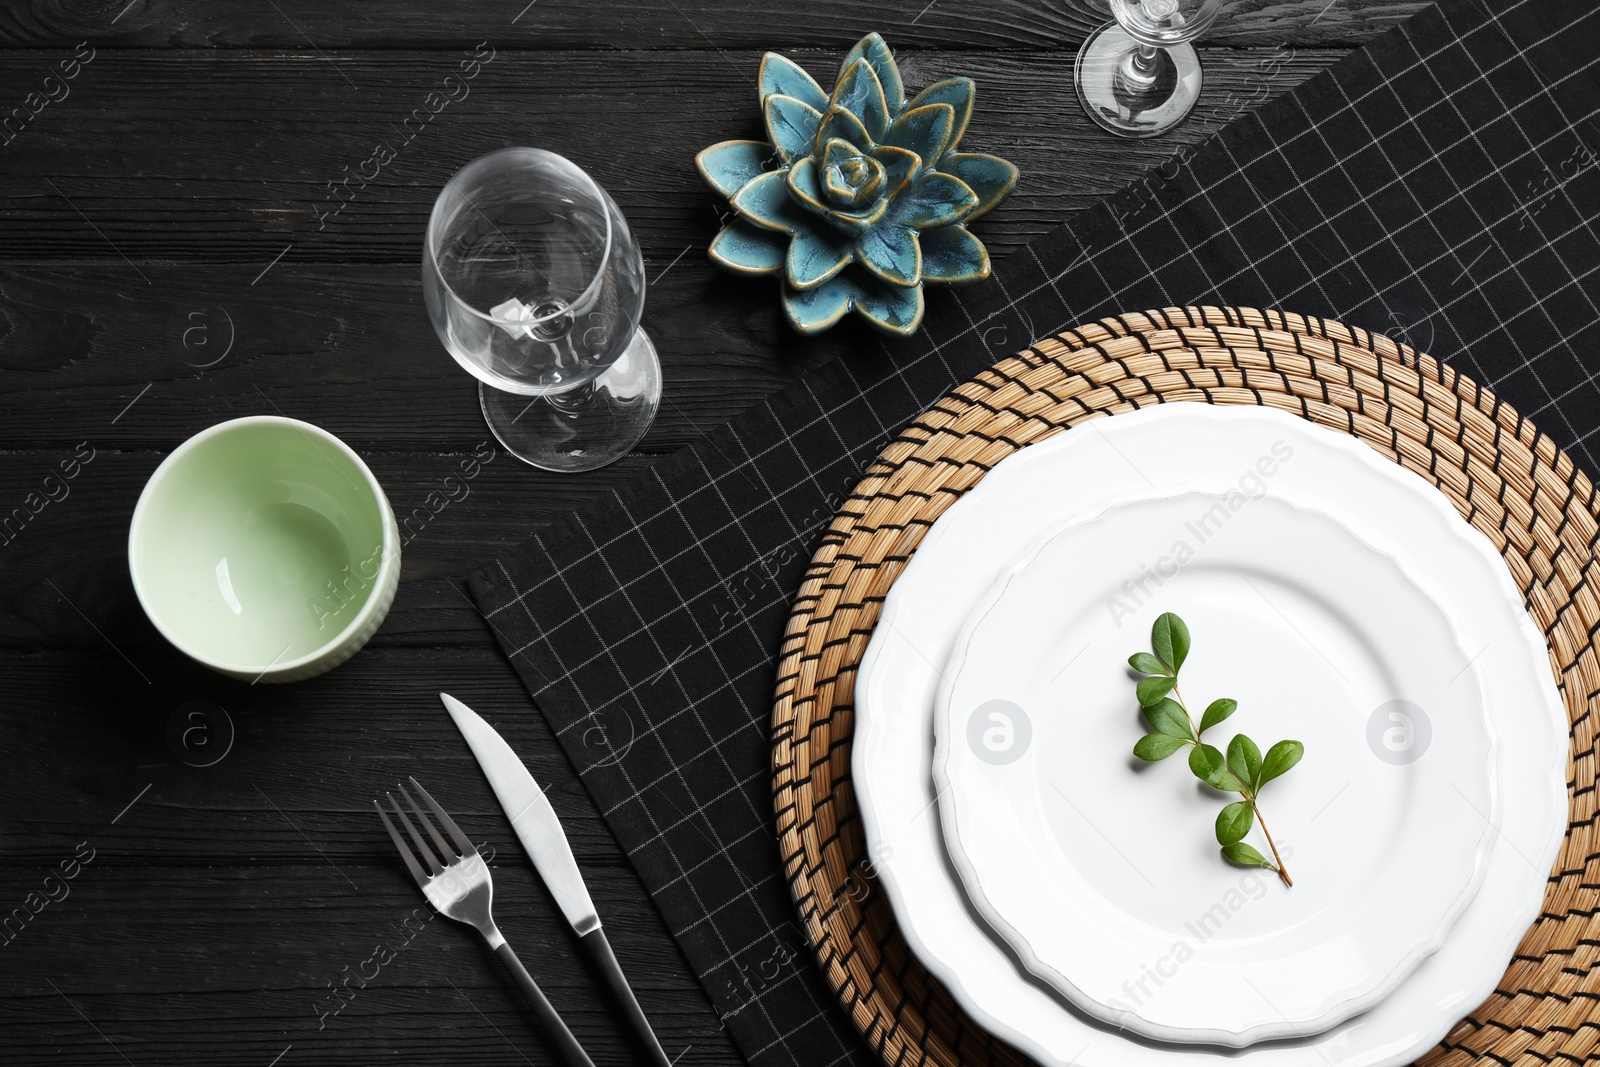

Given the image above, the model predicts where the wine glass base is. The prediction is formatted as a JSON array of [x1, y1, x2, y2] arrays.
[[1075, 23, 1203, 139], [479, 327, 662, 473]]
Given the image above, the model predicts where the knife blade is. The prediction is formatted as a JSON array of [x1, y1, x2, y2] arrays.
[[440, 691, 600, 935], [440, 692, 672, 1067]]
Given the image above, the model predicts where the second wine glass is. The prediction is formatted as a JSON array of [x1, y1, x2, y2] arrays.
[[422, 147, 661, 472], [1075, 0, 1224, 139]]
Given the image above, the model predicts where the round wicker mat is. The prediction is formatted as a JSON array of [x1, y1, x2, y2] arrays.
[[770, 305, 1596, 1067]]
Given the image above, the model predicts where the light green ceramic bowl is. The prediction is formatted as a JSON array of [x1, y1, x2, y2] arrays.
[[129, 416, 400, 683]]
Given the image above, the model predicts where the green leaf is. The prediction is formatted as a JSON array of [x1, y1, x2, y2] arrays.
[[1143, 698, 1193, 741], [1136, 675, 1176, 708], [1133, 733, 1188, 761], [1215, 801, 1254, 845], [1199, 698, 1237, 734], [1221, 841, 1274, 869], [1189, 743, 1245, 792], [1227, 734, 1263, 790], [1169, 614, 1191, 671], [1259, 740, 1305, 788], [1150, 613, 1178, 671], [1128, 652, 1168, 676]]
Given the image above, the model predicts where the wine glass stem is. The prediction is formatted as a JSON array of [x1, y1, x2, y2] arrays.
[[543, 382, 594, 415], [1119, 44, 1163, 91]]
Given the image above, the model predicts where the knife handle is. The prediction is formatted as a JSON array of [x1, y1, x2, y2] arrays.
[[579, 926, 673, 1067], [493, 941, 598, 1067]]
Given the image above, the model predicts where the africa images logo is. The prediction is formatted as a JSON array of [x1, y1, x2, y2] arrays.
[[1104, 440, 1294, 628]]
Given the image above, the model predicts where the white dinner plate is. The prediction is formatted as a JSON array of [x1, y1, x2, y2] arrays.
[[853, 404, 1567, 1067], [932, 491, 1496, 1046]]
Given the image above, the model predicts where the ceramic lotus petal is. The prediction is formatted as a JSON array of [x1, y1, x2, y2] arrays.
[[696, 32, 1018, 337]]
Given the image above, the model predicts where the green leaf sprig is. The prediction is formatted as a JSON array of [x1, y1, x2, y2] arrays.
[[1129, 612, 1304, 887]]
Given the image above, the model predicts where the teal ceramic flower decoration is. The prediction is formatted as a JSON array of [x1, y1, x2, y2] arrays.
[[696, 33, 1019, 337]]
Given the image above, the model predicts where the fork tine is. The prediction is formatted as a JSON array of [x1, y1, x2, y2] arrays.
[[375, 800, 429, 889], [409, 776, 476, 857], [387, 791, 443, 875], [399, 780, 456, 860]]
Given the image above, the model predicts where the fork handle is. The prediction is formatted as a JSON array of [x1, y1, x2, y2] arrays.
[[579, 927, 672, 1067], [493, 942, 597, 1067]]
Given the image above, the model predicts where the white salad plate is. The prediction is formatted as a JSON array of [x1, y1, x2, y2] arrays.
[[853, 404, 1568, 1067], [931, 490, 1496, 1047]]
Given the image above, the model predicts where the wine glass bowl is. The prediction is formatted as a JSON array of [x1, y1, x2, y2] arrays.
[[423, 148, 660, 472], [1076, 0, 1225, 139], [1108, 0, 1223, 46]]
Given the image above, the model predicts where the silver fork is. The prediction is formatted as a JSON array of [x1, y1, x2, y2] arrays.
[[376, 777, 596, 1067]]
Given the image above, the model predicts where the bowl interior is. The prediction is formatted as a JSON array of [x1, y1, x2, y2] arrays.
[[131, 420, 389, 671]]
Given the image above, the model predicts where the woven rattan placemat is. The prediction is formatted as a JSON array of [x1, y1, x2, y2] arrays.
[[771, 305, 1592, 1067]]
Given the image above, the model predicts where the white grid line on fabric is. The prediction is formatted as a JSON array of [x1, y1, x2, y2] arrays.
[[1206, 58, 1600, 322], [747, 999, 866, 1062], [1210, 134, 1308, 309], [496, 556, 819, 1064], [1273, 60, 1600, 294], [572, 506, 792, 889], [1567, 411, 1600, 449], [711, 965, 853, 1061], [674, 867, 791, 941], [498, 580, 843, 1067], [648, 818, 776, 894], [623, 763, 769, 853], [489, 559, 796, 1049], [1432, 3, 1600, 347], [1110, 0, 1565, 249], [570, 496, 858, 1065], [570, 652, 767, 757], [600, 698, 767, 814], [1248, 77, 1460, 374], [546, 496, 848, 691], [1165, 13, 1597, 314], [1382, 27, 1600, 469], [503, 383, 875, 667], [689, 900, 806, 967]]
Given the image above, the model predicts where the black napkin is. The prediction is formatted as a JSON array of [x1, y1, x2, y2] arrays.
[[469, 2, 1600, 1062]]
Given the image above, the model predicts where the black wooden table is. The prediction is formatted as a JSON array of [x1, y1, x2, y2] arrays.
[[0, 3, 1418, 1063]]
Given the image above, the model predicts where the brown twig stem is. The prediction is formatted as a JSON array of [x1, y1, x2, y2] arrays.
[[1251, 801, 1293, 887]]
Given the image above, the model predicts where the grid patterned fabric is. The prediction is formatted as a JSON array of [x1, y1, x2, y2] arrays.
[[467, 2, 1600, 1063]]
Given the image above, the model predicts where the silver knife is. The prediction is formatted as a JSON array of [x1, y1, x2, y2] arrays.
[[440, 693, 672, 1067]]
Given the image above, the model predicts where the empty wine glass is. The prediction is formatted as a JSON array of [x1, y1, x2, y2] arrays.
[[423, 147, 661, 472], [1075, 0, 1224, 138]]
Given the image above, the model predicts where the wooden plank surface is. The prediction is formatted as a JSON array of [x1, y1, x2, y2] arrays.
[[0, 0, 1423, 49], [0, 4, 1410, 1065], [0, 48, 1342, 264], [0, 653, 741, 1066]]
